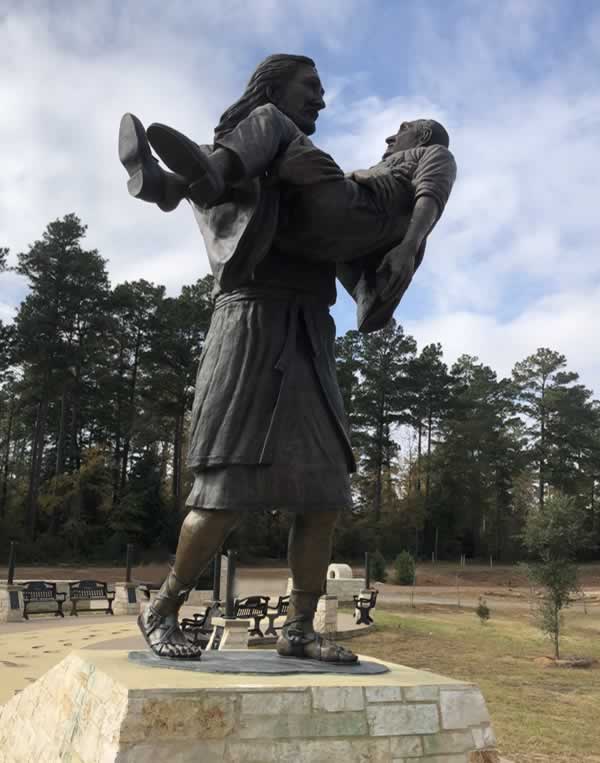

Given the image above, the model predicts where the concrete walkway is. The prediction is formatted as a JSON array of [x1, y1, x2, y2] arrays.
[[0, 609, 370, 706]]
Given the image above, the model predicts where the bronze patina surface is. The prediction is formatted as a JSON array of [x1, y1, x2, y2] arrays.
[[119, 53, 456, 663]]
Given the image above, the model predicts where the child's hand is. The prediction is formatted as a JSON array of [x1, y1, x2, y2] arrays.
[[375, 238, 417, 302]]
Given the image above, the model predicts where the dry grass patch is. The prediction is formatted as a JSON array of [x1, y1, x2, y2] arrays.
[[353, 606, 600, 763]]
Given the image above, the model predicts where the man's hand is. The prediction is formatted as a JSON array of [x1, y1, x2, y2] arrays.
[[375, 238, 417, 302]]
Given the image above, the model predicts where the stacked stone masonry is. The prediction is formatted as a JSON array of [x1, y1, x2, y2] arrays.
[[0, 653, 499, 763]]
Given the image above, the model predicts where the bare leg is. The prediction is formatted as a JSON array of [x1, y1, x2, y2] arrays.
[[138, 509, 242, 659], [288, 510, 339, 594], [170, 509, 242, 599], [278, 510, 357, 663]]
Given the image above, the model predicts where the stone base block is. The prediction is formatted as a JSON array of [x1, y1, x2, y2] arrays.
[[288, 575, 366, 604], [208, 616, 251, 649], [326, 578, 365, 603], [0, 583, 24, 622], [314, 594, 338, 635], [0, 650, 499, 763], [113, 582, 140, 615]]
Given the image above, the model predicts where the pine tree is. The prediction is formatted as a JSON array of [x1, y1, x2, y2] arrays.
[[352, 321, 416, 522], [15, 214, 110, 538], [513, 348, 595, 512]]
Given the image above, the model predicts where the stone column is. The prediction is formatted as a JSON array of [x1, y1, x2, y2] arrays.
[[113, 582, 140, 615], [0, 582, 24, 622], [314, 594, 337, 635]]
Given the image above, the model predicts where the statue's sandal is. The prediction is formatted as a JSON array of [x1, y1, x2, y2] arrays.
[[277, 618, 358, 663], [137, 608, 203, 660]]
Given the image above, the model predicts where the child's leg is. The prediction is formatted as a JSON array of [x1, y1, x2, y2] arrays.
[[277, 175, 413, 263], [147, 104, 306, 206], [216, 104, 305, 178]]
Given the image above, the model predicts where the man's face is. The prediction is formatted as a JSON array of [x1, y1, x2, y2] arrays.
[[382, 121, 424, 159], [273, 65, 325, 136]]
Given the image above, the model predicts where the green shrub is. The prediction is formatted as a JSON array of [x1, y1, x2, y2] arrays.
[[394, 550, 416, 585], [369, 549, 387, 583], [476, 597, 490, 625]]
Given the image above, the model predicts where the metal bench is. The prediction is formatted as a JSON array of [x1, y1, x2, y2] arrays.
[[233, 595, 269, 637], [264, 594, 289, 636], [68, 579, 115, 616], [353, 588, 378, 625], [181, 601, 222, 648], [22, 581, 66, 620]]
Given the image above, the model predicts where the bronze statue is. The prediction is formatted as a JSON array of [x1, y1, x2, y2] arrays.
[[118, 53, 456, 662]]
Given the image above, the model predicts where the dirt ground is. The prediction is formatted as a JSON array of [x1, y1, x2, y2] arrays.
[[3, 560, 599, 604], [2, 560, 600, 761]]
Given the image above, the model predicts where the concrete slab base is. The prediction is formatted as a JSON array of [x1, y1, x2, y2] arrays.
[[0, 584, 24, 623], [0, 650, 499, 762]]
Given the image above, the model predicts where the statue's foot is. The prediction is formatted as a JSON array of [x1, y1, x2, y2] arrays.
[[146, 123, 225, 206], [138, 606, 202, 659], [119, 113, 187, 212], [276, 621, 358, 664]]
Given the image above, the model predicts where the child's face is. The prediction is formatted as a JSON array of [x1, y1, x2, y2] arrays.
[[382, 121, 422, 159]]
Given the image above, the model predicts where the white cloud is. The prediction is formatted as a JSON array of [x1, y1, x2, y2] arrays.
[[404, 283, 600, 395], [2, 1, 600, 398], [0, 1, 358, 294]]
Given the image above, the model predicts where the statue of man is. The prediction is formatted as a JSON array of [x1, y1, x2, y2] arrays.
[[119, 53, 456, 662]]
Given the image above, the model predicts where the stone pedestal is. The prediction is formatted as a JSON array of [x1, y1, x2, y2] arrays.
[[0, 650, 499, 763], [113, 582, 140, 616], [286, 576, 364, 606], [0, 583, 23, 623], [314, 594, 338, 635], [207, 616, 251, 650]]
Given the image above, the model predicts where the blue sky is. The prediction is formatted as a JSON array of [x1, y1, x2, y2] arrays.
[[2, 0, 600, 393]]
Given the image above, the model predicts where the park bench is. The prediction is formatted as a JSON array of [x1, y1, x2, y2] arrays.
[[68, 579, 115, 616], [233, 595, 270, 637], [353, 588, 378, 625], [22, 581, 66, 620], [181, 601, 222, 648], [264, 594, 289, 637]]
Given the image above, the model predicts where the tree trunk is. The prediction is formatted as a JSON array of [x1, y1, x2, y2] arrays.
[[55, 386, 68, 477], [26, 393, 49, 539], [373, 394, 385, 523], [425, 404, 433, 500], [416, 421, 422, 493], [172, 411, 183, 508], [112, 351, 125, 507], [121, 334, 141, 492], [539, 382, 546, 511], [0, 394, 15, 518], [71, 365, 82, 471]]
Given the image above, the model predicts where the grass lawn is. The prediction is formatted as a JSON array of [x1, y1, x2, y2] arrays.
[[353, 604, 600, 763]]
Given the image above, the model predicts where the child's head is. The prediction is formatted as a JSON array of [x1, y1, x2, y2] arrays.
[[383, 119, 449, 159]]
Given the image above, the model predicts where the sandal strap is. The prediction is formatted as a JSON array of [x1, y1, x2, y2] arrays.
[[281, 616, 315, 646], [311, 632, 355, 661]]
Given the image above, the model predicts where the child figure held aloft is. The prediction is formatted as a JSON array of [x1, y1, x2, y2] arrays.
[[121, 105, 455, 329]]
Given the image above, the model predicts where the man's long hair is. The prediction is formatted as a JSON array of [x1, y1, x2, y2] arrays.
[[214, 54, 315, 141]]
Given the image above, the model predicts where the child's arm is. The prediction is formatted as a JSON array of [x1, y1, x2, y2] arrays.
[[376, 146, 456, 300]]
